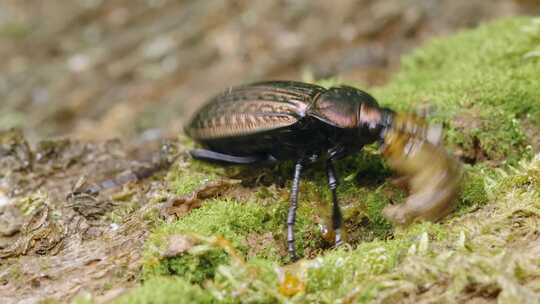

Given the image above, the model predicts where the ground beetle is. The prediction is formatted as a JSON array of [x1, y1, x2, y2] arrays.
[[185, 81, 459, 259]]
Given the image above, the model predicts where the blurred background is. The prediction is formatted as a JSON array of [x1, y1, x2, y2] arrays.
[[1, 0, 539, 143]]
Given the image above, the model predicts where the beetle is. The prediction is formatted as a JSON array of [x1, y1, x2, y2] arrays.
[[184, 80, 460, 259]]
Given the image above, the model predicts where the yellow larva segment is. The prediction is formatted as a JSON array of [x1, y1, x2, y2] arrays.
[[381, 117, 462, 225]]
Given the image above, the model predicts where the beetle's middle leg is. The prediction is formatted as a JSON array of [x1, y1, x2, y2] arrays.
[[287, 159, 305, 260], [326, 159, 343, 247]]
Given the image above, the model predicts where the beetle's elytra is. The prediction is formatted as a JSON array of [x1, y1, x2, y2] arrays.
[[185, 80, 461, 259]]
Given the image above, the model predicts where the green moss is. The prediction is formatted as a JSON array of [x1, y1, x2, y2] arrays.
[[146, 248, 228, 284], [114, 277, 214, 304], [205, 160, 540, 303], [201, 221, 449, 303], [395, 221, 449, 242], [143, 198, 320, 284], [106, 201, 138, 224], [16, 193, 47, 216], [455, 166, 490, 213], [210, 258, 281, 303], [143, 199, 259, 283], [153, 199, 269, 249], [374, 17, 540, 163], [492, 156, 540, 198], [305, 241, 406, 299], [167, 160, 224, 196]]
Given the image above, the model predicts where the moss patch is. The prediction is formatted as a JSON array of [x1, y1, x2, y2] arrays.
[[114, 277, 214, 304], [142, 198, 321, 284], [374, 17, 540, 163], [130, 154, 540, 303], [167, 160, 225, 196]]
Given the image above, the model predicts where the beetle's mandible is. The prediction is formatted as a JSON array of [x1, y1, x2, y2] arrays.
[[184, 81, 461, 259]]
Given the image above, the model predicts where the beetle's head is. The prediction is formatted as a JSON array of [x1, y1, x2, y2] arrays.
[[356, 104, 395, 143]]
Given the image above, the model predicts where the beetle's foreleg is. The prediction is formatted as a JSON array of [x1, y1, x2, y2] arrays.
[[287, 160, 304, 260], [326, 160, 343, 247]]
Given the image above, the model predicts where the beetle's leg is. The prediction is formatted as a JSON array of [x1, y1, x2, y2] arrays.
[[189, 148, 268, 164], [327, 144, 347, 161], [287, 160, 304, 260], [326, 159, 343, 247]]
